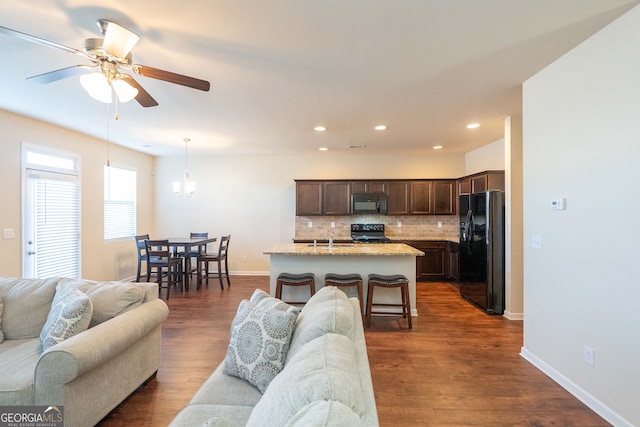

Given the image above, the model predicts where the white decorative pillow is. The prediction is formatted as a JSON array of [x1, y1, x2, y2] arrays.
[[249, 289, 300, 314], [0, 292, 4, 343], [40, 288, 93, 352], [223, 299, 298, 393]]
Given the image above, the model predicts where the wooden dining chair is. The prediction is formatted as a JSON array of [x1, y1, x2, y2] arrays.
[[179, 232, 209, 279], [145, 239, 184, 299], [134, 234, 150, 282], [196, 235, 231, 290]]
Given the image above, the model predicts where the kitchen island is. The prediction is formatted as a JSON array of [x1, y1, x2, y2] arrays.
[[263, 243, 424, 316]]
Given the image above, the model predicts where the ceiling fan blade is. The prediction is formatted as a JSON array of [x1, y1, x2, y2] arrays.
[[119, 74, 159, 107], [99, 19, 140, 59], [132, 64, 210, 92], [0, 25, 90, 60], [27, 65, 96, 84]]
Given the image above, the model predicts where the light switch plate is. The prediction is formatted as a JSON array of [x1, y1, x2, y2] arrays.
[[532, 234, 542, 249], [3, 229, 15, 239]]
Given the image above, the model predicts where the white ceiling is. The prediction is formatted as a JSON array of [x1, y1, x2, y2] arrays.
[[0, 1, 638, 157]]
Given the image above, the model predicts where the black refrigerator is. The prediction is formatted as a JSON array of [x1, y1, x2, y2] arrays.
[[459, 190, 505, 314]]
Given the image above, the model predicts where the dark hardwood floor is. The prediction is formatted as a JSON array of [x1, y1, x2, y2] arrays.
[[98, 276, 609, 426]]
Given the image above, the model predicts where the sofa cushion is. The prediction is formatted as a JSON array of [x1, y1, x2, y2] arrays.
[[286, 286, 357, 363], [223, 299, 298, 393], [40, 288, 93, 352], [0, 339, 41, 405], [168, 404, 254, 427], [247, 333, 365, 427], [286, 400, 364, 427], [56, 278, 146, 327], [0, 277, 59, 339]]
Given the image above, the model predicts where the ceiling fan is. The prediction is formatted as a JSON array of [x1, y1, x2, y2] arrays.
[[0, 19, 210, 107]]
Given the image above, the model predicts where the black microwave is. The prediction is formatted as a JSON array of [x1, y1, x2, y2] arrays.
[[351, 193, 388, 215]]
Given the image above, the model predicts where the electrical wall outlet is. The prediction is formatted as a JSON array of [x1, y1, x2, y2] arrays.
[[3, 229, 15, 239], [397, 221, 402, 228], [308, 221, 313, 228], [330, 221, 335, 228], [584, 345, 595, 366], [437, 221, 442, 228]]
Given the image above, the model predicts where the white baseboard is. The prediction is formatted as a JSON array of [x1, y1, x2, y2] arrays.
[[503, 310, 523, 320], [520, 347, 633, 427]]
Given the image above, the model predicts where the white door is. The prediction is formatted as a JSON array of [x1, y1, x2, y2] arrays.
[[23, 169, 81, 278]]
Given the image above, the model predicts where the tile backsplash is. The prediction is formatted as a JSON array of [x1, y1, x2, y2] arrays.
[[295, 215, 459, 241]]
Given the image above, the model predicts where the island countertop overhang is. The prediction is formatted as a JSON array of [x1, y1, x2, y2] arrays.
[[264, 243, 424, 256]]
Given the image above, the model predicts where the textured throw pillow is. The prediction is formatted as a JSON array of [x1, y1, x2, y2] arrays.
[[0, 292, 4, 343], [223, 299, 298, 393], [249, 289, 300, 314], [40, 288, 93, 352]]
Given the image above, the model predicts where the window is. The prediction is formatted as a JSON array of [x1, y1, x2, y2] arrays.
[[104, 165, 137, 240]]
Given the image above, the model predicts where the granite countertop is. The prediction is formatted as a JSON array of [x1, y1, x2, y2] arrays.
[[264, 243, 425, 256], [293, 237, 459, 244]]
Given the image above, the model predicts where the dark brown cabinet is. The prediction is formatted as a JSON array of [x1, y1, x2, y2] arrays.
[[296, 178, 459, 216], [386, 181, 411, 215], [323, 181, 351, 215], [447, 241, 459, 283], [295, 180, 351, 215], [296, 181, 323, 215], [458, 171, 505, 196], [433, 180, 457, 215], [404, 241, 447, 280], [351, 181, 387, 194], [410, 181, 432, 214]]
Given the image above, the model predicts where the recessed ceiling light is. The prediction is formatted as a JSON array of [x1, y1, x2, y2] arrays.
[[433, 145, 443, 150], [318, 147, 328, 151], [314, 126, 326, 132], [467, 123, 480, 129], [374, 125, 387, 131]]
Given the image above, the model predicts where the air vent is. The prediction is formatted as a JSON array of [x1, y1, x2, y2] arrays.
[[348, 144, 366, 149]]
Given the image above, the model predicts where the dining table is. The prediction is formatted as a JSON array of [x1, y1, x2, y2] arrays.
[[167, 236, 217, 291]]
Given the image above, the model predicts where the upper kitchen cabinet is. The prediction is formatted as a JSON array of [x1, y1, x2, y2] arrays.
[[351, 180, 387, 194], [296, 181, 323, 215], [409, 180, 456, 215], [386, 181, 411, 215], [323, 181, 351, 215], [458, 171, 505, 195], [433, 180, 457, 215], [295, 180, 351, 216], [410, 181, 432, 214]]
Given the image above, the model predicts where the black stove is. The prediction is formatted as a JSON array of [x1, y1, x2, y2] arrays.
[[350, 223, 392, 243]]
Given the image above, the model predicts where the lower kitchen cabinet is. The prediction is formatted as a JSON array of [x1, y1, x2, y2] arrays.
[[448, 241, 459, 283], [404, 240, 459, 282]]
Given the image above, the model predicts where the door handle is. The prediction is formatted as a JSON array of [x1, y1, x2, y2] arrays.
[[27, 251, 36, 255]]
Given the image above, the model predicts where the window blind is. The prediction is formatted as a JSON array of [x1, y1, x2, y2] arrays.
[[32, 172, 81, 278], [104, 166, 137, 240]]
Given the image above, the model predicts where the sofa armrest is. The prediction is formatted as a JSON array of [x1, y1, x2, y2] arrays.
[[34, 298, 169, 404]]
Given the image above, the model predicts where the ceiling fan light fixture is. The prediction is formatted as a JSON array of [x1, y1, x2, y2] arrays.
[[100, 20, 140, 58], [80, 72, 112, 103], [113, 79, 138, 102]]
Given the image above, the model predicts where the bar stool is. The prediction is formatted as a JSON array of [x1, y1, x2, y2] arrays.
[[275, 272, 316, 306], [324, 273, 364, 318], [365, 273, 412, 329]]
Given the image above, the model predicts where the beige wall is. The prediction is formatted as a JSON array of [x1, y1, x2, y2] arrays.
[[522, 5, 640, 425], [154, 153, 467, 274], [0, 109, 155, 280], [465, 138, 505, 175]]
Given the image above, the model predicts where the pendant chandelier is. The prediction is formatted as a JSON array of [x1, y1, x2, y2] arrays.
[[173, 137, 196, 197]]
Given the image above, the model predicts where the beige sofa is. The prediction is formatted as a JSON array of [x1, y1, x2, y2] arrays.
[[169, 286, 378, 426], [0, 277, 169, 427]]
